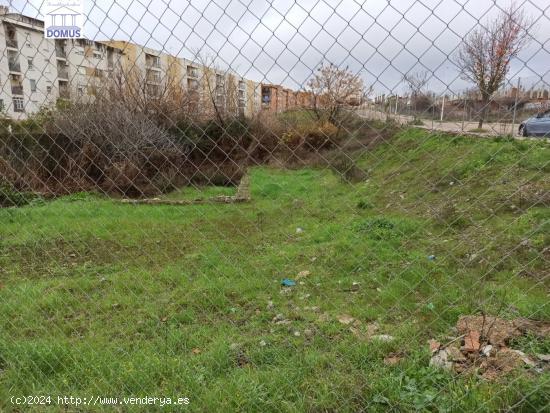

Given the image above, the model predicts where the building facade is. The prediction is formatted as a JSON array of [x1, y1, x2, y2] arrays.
[[1, 8, 320, 121]]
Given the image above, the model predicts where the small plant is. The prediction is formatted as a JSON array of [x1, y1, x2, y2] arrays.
[[0, 181, 41, 207], [356, 200, 373, 210]]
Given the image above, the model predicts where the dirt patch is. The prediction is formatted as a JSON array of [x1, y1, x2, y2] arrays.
[[430, 315, 550, 380]]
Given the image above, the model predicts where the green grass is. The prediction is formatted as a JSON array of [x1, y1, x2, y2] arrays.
[[0, 128, 549, 412]]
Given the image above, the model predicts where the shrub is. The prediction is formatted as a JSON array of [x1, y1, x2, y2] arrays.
[[329, 153, 368, 183], [0, 180, 41, 207]]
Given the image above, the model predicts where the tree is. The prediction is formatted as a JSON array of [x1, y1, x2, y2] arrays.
[[403, 71, 431, 119], [456, 3, 530, 128], [307, 63, 367, 125]]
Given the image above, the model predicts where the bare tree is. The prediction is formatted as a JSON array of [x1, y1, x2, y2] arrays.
[[196, 53, 228, 126], [456, 3, 531, 129], [307, 63, 367, 125], [106, 59, 191, 126], [403, 71, 430, 119]]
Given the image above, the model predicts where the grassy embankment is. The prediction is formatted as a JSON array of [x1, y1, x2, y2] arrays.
[[0, 128, 548, 411]]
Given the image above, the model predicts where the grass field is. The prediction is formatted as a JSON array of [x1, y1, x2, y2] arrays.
[[1, 128, 549, 412]]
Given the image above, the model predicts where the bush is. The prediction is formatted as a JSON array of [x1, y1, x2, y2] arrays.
[[0, 181, 41, 207], [329, 153, 368, 183]]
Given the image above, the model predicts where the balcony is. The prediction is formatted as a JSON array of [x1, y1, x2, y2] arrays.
[[58, 86, 70, 99], [8, 61, 21, 73], [145, 54, 161, 69], [146, 70, 161, 84], [55, 47, 67, 58], [11, 85, 23, 95], [57, 67, 69, 80], [6, 38, 18, 49]]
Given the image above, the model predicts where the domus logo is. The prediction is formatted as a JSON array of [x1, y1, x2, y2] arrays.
[[44, 0, 84, 39]]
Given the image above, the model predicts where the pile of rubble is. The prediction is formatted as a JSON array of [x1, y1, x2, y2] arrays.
[[430, 315, 550, 380]]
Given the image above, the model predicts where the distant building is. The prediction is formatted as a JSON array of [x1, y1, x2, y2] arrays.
[[0, 7, 123, 119], [0, 9, 265, 120]]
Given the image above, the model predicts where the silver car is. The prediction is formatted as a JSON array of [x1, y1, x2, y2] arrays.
[[519, 111, 550, 137]]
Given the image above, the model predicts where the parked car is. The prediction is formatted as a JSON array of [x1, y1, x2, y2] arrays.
[[519, 111, 550, 137]]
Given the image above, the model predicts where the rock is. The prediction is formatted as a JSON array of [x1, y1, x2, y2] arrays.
[[371, 334, 394, 342], [293, 331, 301, 337], [304, 329, 314, 339], [429, 339, 441, 353], [365, 322, 379, 337], [296, 227, 304, 234], [447, 346, 466, 362], [259, 340, 267, 347], [273, 313, 285, 322], [317, 313, 330, 322], [463, 330, 481, 352], [430, 348, 453, 370], [296, 270, 310, 279], [349, 327, 362, 338], [338, 314, 355, 325], [536, 354, 550, 362], [508, 349, 536, 367], [481, 345, 493, 357], [384, 354, 402, 365]]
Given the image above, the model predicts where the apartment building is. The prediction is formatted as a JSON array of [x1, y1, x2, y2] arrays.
[[0, 8, 282, 121], [0, 7, 126, 119], [261, 84, 314, 113]]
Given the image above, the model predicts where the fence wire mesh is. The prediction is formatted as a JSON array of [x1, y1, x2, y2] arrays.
[[0, 0, 549, 411]]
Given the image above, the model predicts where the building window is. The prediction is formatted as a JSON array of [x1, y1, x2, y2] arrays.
[[13, 97, 24, 112], [77, 86, 84, 96], [93, 51, 102, 59], [30, 79, 37, 92], [187, 66, 198, 78], [146, 54, 161, 68], [46, 86, 52, 94], [28, 59, 34, 69]]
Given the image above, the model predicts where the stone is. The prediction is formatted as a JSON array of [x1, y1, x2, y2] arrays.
[[371, 334, 394, 342], [338, 314, 355, 325]]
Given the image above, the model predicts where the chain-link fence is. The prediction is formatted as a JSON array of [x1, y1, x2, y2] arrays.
[[1, 0, 549, 411]]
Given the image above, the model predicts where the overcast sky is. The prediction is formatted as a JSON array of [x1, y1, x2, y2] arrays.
[[5, 0, 550, 95]]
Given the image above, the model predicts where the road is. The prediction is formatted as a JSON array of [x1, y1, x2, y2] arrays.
[[356, 108, 523, 137]]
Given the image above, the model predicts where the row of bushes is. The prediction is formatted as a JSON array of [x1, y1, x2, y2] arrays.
[[0, 101, 394, 199]]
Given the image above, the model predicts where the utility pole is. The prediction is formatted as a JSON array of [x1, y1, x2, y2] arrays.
[[462, 96, 466, 131], [511, 77, 520, 136], [440, 94, 445, 122]]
